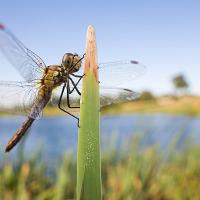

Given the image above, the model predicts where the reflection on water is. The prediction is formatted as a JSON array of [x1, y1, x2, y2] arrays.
[[0, 114, 200, 163]]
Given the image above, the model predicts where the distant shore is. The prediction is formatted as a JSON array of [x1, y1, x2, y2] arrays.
[[101, 96, 200, 116], [0, 96, 200, 117]]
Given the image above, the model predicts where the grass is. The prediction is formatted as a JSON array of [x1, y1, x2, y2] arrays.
[[0, 136, 200, 199]]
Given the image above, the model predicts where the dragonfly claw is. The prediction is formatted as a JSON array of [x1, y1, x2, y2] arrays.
[[77, 119, 80, 128]]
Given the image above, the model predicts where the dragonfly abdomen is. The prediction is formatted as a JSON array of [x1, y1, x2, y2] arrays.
[[29, 85, 52, 119], [5, 86, 52, 152], [5, 118, 34, 152]]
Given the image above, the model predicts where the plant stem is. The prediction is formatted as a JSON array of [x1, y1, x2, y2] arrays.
[[76, 25, 102, 200]]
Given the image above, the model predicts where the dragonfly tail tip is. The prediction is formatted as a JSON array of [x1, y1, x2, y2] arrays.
[[5, 144, 12, 153], [5, 148, 10, 153]]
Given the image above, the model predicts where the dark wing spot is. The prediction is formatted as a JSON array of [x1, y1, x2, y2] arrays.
[[123, 88, 134, 92], [130, 60, 139, 64]]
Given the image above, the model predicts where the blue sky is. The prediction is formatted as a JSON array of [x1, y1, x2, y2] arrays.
[[0, 0, 200, 95]]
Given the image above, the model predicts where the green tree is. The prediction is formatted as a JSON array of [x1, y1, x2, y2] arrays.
[[139, 91, 155, 101], [172, 74, 189, 95]]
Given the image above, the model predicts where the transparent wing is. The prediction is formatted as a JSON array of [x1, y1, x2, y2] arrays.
[[51, 84, 140, 108], [99, 86, 140, 107], [0, 80, 44, 118], [76, 59, 146, 87], [99, 60, 146, 87], [0, 23, 46, 82]]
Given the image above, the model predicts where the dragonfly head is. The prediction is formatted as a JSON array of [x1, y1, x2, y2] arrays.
[[62, 53, 82, 72]]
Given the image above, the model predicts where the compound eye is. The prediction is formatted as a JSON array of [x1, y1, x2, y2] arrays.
[[66, 53, 73, 56], [62, 53, 73, 66]]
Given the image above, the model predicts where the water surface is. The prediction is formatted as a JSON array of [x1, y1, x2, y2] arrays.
[[0, 114, 199, 164]]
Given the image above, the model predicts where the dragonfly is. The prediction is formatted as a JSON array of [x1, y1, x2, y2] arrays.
[[0, 23, 145, 152]]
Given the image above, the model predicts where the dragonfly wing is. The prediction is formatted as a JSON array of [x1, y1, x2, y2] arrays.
[[0, 80, 43, 118], [75, 59, 145, 87], [99, 86, 140, 107], [51, 84, 139, 108], [98, 60, 146, 87], [0, 23, 46, 82]]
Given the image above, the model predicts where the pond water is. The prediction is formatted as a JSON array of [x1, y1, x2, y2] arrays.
[[0, 114, 200, 164]]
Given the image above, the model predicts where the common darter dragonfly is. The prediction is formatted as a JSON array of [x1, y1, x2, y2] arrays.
[[0, 23, 145, 152]]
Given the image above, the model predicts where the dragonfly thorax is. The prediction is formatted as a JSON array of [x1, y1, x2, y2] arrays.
[[62, 53, 82, 73], [42, 65, 63, 87], [41, 53, 83, 89]]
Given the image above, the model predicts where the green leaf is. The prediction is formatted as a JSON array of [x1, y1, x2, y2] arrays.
[[76, 25, 102, 200]]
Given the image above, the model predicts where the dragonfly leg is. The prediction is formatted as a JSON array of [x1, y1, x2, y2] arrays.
[[70, 73, 85, 93], [58, 83, 80, 127], [71, 73, 85, 89], [71, 73, 85, 78], [66, 79, 80, 109], [68, 76, 83, 95]]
